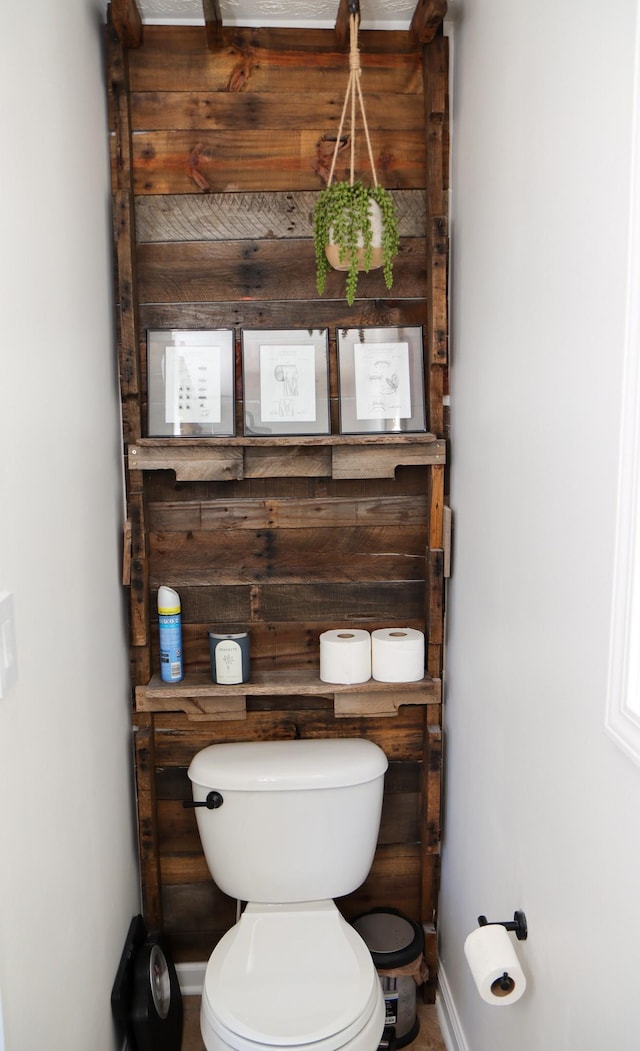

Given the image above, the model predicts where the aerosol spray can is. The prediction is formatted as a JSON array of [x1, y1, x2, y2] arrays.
[[158, 586, 183, 682]]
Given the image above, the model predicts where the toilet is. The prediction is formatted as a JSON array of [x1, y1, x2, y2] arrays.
[[187, 737, 389, 1051]]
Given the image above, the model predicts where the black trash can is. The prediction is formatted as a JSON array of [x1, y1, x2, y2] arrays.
[[352, 910, 425, 1049]]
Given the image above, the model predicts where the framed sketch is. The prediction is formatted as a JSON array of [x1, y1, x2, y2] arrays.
[[241, 329, 330, 436], [337, 326, 427, 434], [147, 329, 236, 437]]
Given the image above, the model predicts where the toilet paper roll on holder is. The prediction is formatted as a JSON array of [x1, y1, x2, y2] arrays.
[[474, 910, 527, 997]]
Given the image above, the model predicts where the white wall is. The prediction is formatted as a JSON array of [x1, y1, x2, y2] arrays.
[[440, 1, 640, 1048], [0, 2, 140, 1048]]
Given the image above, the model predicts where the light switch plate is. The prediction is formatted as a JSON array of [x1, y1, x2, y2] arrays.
[[0, 592, 18, 699]]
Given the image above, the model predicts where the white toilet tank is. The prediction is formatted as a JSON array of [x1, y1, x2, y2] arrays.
[[187, 738, 388, 903]]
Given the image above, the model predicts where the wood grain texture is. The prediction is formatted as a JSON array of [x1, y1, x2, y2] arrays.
[[127, 129, 427, 195], [108, 19, 448, 968], [126, 27, 423, 94], [136, 238, 426, 303], [110, 0, 143, 49], [134, 717, 162, 926], [410, 0, 447, 44], [129, 91, 425, 134], [135, 190, 427, 243]]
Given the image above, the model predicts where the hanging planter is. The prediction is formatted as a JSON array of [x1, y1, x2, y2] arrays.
[[313, 11, 399, 307]]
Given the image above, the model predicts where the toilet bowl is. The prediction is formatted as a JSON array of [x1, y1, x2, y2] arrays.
[[187, 738, 389, 1051], [201, 902, 385, 1051]]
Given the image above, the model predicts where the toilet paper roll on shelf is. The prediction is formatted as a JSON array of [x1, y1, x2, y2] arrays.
[[319, 629, 372, 684], [371, 628, 425, 682], [464, 923, 527, 1006]]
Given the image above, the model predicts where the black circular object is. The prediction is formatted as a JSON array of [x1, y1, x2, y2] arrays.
[[131, 936, 183, 1051]]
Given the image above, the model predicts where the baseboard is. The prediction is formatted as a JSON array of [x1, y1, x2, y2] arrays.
[[437, 964, 470, 1051], [176, 960, 207, 997]]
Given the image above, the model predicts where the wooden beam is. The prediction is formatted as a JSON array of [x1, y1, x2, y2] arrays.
[[410, 0, 447, 45], [134, 717, 163, 929], [335, 0, 359, 50], [109, 0, 143, 49], [203, 0, 223, 50]]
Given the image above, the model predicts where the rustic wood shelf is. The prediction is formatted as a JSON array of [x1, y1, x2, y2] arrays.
[[128, 435, 446, 481], [136, 670, 442, 720]]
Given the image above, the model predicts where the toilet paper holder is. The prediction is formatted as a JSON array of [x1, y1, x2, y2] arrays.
[[477, 909, 528, 941]]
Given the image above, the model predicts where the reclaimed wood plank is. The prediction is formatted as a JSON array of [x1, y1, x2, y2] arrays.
[[140, 669, 437, 699], [422, 912, 440, 1003], [162, 882, 236, 936], [334, 684, 440, 718], [129, 130, 426, 195], [129, 91, 424, 134], [110, 0, 143, 48], [428, 361, 445, 438], [122, 519, 132, 586], [137, 691, 247, 719], [429, 463, 444, 548], [134, 190, 427, 243], [427, 548, 444, 649], [106, 23, 136, 194], [422, 31, 449, 215], [113, 191, 141, 404], [147, 494, 429, 532], [133, 716, 162, 926], [335, 0, 352, 49], [107, 27, 143, 416], [142, 469, 379, 503], [148, 525, 428, 584], [429, 216, 449, 367], [422, 720, 442, 853], [127, 27, 423, 94], [131, 643, 152, 686], [164, 582, 426, 626], [136, 238, 426, 303], [203, 0, 222, 50], [243, 446, 332, 478], [410, 0, 447, 45], [129, 443, 243, 481], [332, 441, 445, 478], [151, 707, 428, 764], [129, 492, 149, 649], [139, 298, 428, 334], [169, 618, 429, 677]]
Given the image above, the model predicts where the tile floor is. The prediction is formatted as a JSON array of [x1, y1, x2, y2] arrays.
[[181, 997, 447, 1051]]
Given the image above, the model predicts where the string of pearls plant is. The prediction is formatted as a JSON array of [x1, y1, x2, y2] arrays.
[[313, 11, 399, 307]]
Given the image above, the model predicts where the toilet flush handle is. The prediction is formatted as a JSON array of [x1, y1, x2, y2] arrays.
[[183, 791, 224, 810]]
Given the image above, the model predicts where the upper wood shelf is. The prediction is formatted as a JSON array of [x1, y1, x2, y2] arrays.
[[136, 669, 442, 720], [128, 435, 446, 481]]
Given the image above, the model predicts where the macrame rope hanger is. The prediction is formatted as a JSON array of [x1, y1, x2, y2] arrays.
[[327, 4, 379, 190]]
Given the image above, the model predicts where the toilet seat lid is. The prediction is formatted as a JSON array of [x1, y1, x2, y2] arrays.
[[203, 903, 378, 1046]]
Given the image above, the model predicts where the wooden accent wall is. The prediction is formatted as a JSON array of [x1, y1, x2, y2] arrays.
[[107, 10, 448, 1003]]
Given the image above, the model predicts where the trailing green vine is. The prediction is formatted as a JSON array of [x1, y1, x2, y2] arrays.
[[313, 181, 399, 307]]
